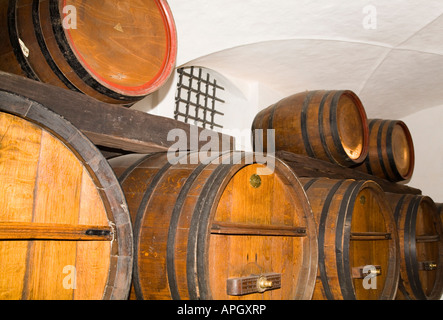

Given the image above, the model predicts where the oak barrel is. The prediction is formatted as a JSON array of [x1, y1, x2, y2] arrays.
[[437, 203, 443, 225], [300, 178, 400, 300], [386, 194, 443, 300], [251, 90, 369, 167], [0, 0, 177, 105], [109, 151, 318, 300], [0, 90, 133, 299], [354, 119, 415, 182]]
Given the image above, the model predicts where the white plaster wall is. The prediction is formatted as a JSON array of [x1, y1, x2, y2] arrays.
[[401, 104, 443, 203], [133, 66, 286, 152]]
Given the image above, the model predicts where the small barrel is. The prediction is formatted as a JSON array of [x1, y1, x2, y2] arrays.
[[0, 90, 133, 299], [109, 151, 318, 300], [251, 90, 369, 167], [300, 178, 400, 300], [0, 0, 177, 105], [386, 194, 443, 300], [354, 119, 415, 182]]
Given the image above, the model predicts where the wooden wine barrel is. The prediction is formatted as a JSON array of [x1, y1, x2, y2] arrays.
[[0, 0, 177, 105], [0, 90, 133, 299], [354, 119, 415, 182], [251, 90, 369, 167], [109, 151, 318, 300], [437, 203, 443, 225], [386, 194, 443, 300], [300, 178, 400, 300]]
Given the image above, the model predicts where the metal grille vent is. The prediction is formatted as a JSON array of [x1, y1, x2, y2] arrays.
[[174, 67, 225, 129]]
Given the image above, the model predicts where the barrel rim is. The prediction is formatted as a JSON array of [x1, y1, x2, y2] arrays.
[[0, 90, 133, 300], [302, 178, 400, 300], [399, 195, 443, 300], [390, 120, 415, 181], [348, 180, 401, 300], [121, 151, 319, 300], [194, 152, 319, 300], [51, 0, 177, 98], [332, 90, 370, 165]]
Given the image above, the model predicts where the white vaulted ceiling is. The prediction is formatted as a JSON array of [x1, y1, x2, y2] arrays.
[[167, 0, 443, 119]]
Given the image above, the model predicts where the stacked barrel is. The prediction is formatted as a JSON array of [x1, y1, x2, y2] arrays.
[[252, 89, 443, 300], [0, 91, 133, 300], [0, 0, 177, 105], [0, 1, 441, 302], [109, 152, 318, 300], [0, 0, 321, 301], [0, 0, 176, 300]]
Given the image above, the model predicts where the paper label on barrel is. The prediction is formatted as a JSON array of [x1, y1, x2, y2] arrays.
[[18, 38, 30, 58]]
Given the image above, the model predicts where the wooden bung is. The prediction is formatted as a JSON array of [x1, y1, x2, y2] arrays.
[[0, 90, 133, 300], [353, 119, 415, 182], [0, 0, 177, 105], [109, 151, 318, 300], [299, 177, 400, 300], [386, 193, 443, 300], [252, 90, 369, 167]]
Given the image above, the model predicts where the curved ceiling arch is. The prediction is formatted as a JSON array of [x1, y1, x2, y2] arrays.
[[168, 0, 443, 119], [181, 37, 443, 119]]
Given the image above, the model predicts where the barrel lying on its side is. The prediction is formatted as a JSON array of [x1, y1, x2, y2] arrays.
[[300, 178, 400, 300], [251, 90, 369, 167], [386, 194, 443, 300], [0, 90, 133, 299], [354, 119, 415, 182], [110, 151, 318, 300], [437, 203, 443, 226], [0, 0, 177, 105]]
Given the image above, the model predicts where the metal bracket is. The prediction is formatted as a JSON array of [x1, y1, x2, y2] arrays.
[[352, 265, 382, 279], [227, 273, 281, 296], [419, 261, 438, 271]]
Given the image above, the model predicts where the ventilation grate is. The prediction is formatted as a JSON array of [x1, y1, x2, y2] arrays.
[[174, 67, 225, 129]]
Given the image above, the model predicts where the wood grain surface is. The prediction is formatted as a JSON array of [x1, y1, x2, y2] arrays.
[[110, 151, 318, 300], [0, 91, 133, 300]]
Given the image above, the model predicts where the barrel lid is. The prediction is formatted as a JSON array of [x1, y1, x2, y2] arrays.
[[0, 90, 133, 299], [56, 0, 177, 98]]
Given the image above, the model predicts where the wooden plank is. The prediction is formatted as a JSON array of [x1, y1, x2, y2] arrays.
[[350, 232, 392, 241], [75, 168, 112, 299], [0, 112, 41, 299], [24, 241, 77, 299], [0, 112, 41, 222], [0, 222, 112, 241], [211, 221, 307, 237], [276, 150, 421, 195], [0, 71, 235, 154], [416, 235, 440, 243], [25, 130, 83, 299]]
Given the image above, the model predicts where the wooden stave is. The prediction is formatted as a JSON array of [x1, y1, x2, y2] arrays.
[[0, 90, 133, 300], [109, 151, 319, 300]]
